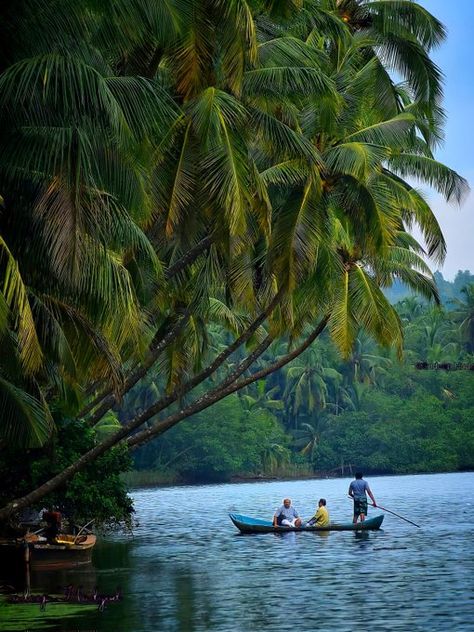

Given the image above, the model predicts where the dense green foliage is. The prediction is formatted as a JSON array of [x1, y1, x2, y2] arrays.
[[0, 422, 133, 529], [317, 371, 474, 474], [132, 276, 474, 482], [134, 394, 289, 481]]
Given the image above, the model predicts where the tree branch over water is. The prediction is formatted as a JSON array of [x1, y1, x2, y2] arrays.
[[0, 291, 284, 520], [126, 314, 330, 449]]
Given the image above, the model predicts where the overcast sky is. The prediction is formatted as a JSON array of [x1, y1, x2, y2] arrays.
[[414, 0, 474, 279]]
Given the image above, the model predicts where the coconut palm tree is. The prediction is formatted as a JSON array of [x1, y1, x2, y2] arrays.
[[261, 25, 467, 362], [0, 0, 281, 443], [284, 350, 326, 421], [283, 348, 342, 425], [341, 332, 392, 385], [328, 0, 446, 109], [241, 382, 284, 415], [294, 419, 327, 466], [450, 284, 474, 354], [397, 296, 426, 323], [260, 440, 290, 473]]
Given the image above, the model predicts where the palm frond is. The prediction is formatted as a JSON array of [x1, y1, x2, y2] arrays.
[[348, 265, 403, 355], [345, 112, 415, 147], [260, 160, 309, 187], [324, 142, 388, 180], [0, 236, 43, 373], [249, 106, 322, 163], [104, 76, 179, 144], [0, 287, 9, 338], [367, 1, 446, 51], [329, 269, 357, 358], [243, 65, 334, 98], [374, 32, 443, 104], [258, 36, 326, 67], [191, 89, 251, 237], [164, 123, 196, 237], [205, 298, 249, 335], [172, 8, 214, 100], [0, 377, 54, 448], [388, 154, 469, 204], [270, 171, 324, 289], [216, 0, 258, 92]]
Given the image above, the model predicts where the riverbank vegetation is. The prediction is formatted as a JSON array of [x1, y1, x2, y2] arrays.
[[129, 273, 474, 484], [0, 0, 469, 527]]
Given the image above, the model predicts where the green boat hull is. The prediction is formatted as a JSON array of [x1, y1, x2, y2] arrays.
[[229, 513, 384, 534]]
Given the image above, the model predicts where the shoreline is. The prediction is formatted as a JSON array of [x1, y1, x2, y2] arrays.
[[123, 468, 473, 490]]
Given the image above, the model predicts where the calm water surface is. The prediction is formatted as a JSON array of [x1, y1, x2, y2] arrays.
[[1, 472, 474, 631]]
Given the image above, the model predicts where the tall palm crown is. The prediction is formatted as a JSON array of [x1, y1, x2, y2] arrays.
[[258, 13, 466, 354]]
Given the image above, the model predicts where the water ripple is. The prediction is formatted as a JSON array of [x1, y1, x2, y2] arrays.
[[2, 472, 473, 631]]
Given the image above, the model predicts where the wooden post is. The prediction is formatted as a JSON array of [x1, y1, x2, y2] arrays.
[[23, 540, 31, 598], [23, 539, 30, 564]]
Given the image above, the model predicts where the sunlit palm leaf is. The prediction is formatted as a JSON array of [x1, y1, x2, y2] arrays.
[[0, 377, 54, 448], [329, 269, 357, 357], [345, 112, 415, 146], [0, 236, 43, 373], [388, 154, 469, 204]]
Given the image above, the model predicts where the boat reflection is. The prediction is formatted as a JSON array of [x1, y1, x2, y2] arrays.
[[0, 557, 98, 596], [353, 530, 371, 548]]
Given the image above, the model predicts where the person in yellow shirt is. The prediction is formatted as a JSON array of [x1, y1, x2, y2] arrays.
[[307, 498, 330, 527]]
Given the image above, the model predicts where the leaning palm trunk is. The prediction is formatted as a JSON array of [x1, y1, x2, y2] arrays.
[[0, 288, 284, 520], [127, 315, 331, 449], [0, 314, 328, 521], [81, 311, 191, 425]]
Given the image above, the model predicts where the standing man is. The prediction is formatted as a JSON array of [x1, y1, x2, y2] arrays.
[[273, 498, 302, 527], [349, 472, 376, 524]]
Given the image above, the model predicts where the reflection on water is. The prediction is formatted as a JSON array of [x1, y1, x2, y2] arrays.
[[353, 529, 371, 544], [0, 560, 98, 596], [1, 472, 474, 631]]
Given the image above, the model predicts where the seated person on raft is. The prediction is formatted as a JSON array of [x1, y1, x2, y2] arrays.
[[42, 508, 62, 540], [273, 498, 302, 528], [306, 498, 330, 527]]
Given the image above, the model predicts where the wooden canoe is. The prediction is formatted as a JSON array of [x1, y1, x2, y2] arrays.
[[0, 533, 96, 569], [229, 513, 384, 534]]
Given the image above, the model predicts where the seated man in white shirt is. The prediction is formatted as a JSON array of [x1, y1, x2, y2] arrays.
[[273, 498, 302, 527]]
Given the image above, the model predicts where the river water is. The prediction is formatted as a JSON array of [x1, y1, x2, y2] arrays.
[[1, 472, 473, 631]]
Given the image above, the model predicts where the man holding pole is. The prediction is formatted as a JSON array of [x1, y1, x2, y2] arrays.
[[349, 472, 376, 524]]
